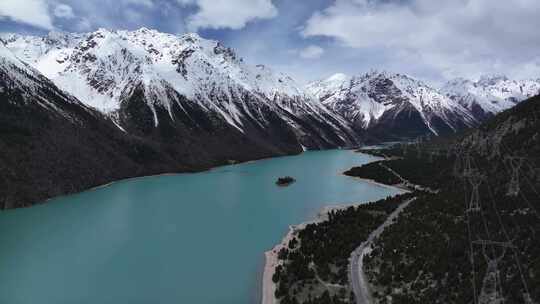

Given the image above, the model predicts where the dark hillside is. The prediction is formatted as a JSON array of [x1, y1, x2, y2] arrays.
[[361, 94, 540, 303], [0, 50, 296, 209]]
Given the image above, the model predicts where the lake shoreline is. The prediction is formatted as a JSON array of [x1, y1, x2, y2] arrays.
[[1, 149, 402, 304], [261, 204, 348, 304], [37, 149, 378, 209], [33, 148, 374, 210], [36, 152, 310, 208], [16, 150, 321, 210], [344, 175, 411, 192], [261, 176, 408, 304]]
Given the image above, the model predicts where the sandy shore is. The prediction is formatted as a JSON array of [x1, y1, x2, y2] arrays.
[[344, 174, 411, 192], [262, 223, 304, 304], [261, 204, 358, 304], [261, 175, 410, 304]]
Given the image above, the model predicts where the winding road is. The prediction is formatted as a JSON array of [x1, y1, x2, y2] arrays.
[[349, 198, 415, 304], [378, 162, 438, 194]]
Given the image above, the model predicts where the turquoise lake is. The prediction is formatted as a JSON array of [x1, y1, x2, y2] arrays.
[[0, 150, 402, 304]]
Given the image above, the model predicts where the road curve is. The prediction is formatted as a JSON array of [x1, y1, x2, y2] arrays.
[[349, 198, 415, 304]]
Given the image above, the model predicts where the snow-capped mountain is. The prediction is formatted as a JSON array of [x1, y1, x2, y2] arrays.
[[307, 71, 477, 140], [2, 28, 358, 150], [441, 75, 540, 120], [1, 41, 150, 208], [6, 28, 535, 149], [3, 39, 358, 208], [0, 40, 100, 124]]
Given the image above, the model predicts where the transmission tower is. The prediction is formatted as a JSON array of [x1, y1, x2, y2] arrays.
[[505, 156, 525, 196], [473, 240, 514, 304], [415, 139, 422, 158], [463, 163, 485, 213]]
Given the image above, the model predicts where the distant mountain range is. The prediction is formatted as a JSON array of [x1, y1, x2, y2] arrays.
[[1, 28, 539, 207], [441, 75, 540, 121], [4, 29, 539, 143], [306, 71, 540, 140]]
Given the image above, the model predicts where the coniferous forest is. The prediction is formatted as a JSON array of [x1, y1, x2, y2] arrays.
[[276, 95, 540, 304], [273, 193, 417, 304]]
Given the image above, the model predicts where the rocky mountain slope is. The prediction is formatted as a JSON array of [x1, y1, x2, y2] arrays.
[[0, 40, 346, 209], [307, 71, 540, 141], [2, 28, 537, 208], [0, 42, 160, 208], [2, 29, 358, 150], [306, 71, 478, 141], [5, 29, 536, 146], [441, 75, 540, 121]]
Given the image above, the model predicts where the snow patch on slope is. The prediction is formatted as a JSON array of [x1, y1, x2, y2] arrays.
[[307, 71, 476, 132], [441, 75, 540, 115], [3, 28, 356, 147]]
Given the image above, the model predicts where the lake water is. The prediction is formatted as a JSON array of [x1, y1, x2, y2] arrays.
[[0, 150, 402, 304]]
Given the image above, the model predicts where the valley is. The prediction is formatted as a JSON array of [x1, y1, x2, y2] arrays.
[[0, 149, 402, 304], [1, 28, 539, 208], [0, 24, 539, 304], [277, 95, 540, 304]]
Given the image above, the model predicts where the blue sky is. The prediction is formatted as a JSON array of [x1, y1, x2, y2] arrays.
[[1, 0, 540, 85]]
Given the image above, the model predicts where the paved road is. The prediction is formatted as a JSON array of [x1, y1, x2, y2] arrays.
[[379, 163, 438, 193], [349, 198, 415, 304]]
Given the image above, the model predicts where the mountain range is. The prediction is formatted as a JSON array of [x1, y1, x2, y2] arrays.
[[306, 71, 540, 140], [1, 28, 539, 207], [2, 28, 357, 150], [441, 75, 540, 121], [4, 29, 540, 144]]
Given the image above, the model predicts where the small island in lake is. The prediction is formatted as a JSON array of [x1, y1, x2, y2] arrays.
[[276, 176, 296, 187]]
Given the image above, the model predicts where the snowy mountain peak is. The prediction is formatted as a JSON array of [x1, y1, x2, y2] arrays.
[[442, 75, 540, 118], [477, 74, 509, 86], [444, 77, 473, 87], [6, 27, 535, 144], [364, 69, 391, 78], [3, 28, 357, 149], [0, 43, 52, 87], [327, 73, 349, 82], [307, 70, 477, 138], [2, 28, 288, 112], [306, 73, 350, 102], [0, 42, 27, 69], [0, 43, 82, 118]]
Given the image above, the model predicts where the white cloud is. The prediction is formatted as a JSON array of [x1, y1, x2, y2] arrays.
[[123, 0, 154, 8], [75, 18, 91, 31], [0, 0, 53, 29], [299, 45, 325, 59], [54, 4, 75, 19], [302, 0, 540, 80], [124, 8, 144, 23], [179, 0, 278, 31]]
